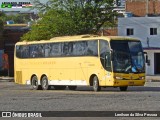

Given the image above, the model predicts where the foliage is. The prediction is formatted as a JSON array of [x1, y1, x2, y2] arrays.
[[0, 12, 4, 31], [0, 19, 3, 31], [22, 0, 117, 41], [50, 0, 116, 33], [22, 10, 76, 41], [0, 13, 31, 24]]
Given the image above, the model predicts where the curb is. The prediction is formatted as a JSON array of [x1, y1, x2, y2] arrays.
[[0, 77, 14, 82], [146, 76, 160, 82], [0, 80, 14, 82], [146, 80, 160, 82]]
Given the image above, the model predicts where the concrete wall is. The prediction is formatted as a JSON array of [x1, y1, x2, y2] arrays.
[[118, 17, 160, 48], [144, 49, 160, 75], [118, 17, 160, 75], [144, 50, 155, 75]]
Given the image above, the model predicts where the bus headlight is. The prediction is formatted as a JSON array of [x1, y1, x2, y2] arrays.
[[139, 76, 145, 80]]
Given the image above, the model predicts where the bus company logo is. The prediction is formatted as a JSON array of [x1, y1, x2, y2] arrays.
[[2, 112, 11, 117]]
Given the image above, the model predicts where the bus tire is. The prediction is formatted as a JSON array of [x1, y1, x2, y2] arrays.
[[31, 76, 42, 90], [119, 86, 128, 91], [68, 86, 77, 90], [54, 86, 66, 90], [93, 76, 101, 92], [41, 76, 51, 90]]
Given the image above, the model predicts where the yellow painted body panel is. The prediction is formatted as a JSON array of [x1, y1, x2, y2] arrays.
[[14, 35, 145, 87], [104, 73, 145, 86]]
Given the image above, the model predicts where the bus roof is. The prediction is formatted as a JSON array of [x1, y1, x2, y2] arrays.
[[50, 35, 139, 41], [16, 35, 140, 45]]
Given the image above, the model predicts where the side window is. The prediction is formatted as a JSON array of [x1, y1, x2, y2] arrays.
[[74, 41, 87, 56], [73, 40, 98, 56], [100, 40, 111, 71], [68, 42, 74, 55], [37, 44, 44, 57], [62, 42, 74, 56], [87, 40, 98, 56], [16, 45, 22, 58], [50, 43, 62, 57], [44, 44, 51, 57], [29, 45, 39, 58], [22, 46, 29, 58], [16, 45, 29, 58]]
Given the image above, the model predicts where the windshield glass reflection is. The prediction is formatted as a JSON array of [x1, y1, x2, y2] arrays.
[[111, 40, 145, 73]]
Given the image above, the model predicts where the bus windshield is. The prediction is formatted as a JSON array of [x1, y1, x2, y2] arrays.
[[111, 40, 145, 73]]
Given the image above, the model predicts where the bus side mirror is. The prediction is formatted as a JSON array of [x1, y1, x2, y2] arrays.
[[110, 49, 114, 61], [146, 55, 148, 63], [144, 52, 148, 63]]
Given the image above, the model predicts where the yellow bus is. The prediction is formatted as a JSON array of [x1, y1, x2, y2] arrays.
[[14, 35, 146, 91]]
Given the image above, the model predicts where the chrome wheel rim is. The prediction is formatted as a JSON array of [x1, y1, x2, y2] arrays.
[[42, 79, 47, 89], [93, 78, 98, 90]]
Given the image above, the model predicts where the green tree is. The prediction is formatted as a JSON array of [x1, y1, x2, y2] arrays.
[[0, 12, 31, 24], [22, 9, 76, 41], [51, 0, 116, 34], [0, 12, 4, 30], [0, 19, 3, 31], [22, 0, 117, 41]]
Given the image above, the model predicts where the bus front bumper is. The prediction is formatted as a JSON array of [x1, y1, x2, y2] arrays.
[[112, 79, 145, 87]]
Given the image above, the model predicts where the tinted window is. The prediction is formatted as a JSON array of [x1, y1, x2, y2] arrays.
[[62, 40, 98, 56], [62, 42, 73, 56], [50, 43, 62, 57], [16, 45, 29, 58], [100, 40, 111, 71], [29, 44, 44, 58], [74, 40, 98, 56], [87, 41, 98, 56], [74, 41, 87, 56], [44, 44, 51, 57], [111, 40, 145, 73], [16, 40, 98, 58]]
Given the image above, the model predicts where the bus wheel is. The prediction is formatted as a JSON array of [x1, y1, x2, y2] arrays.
[[54, 86, 66, 90], [119, 86, 128, 91], [93, 76, 101, 92], [41, 76, 50, 90], [68, 86, 77, 90], [31, 76, 42, 90]]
